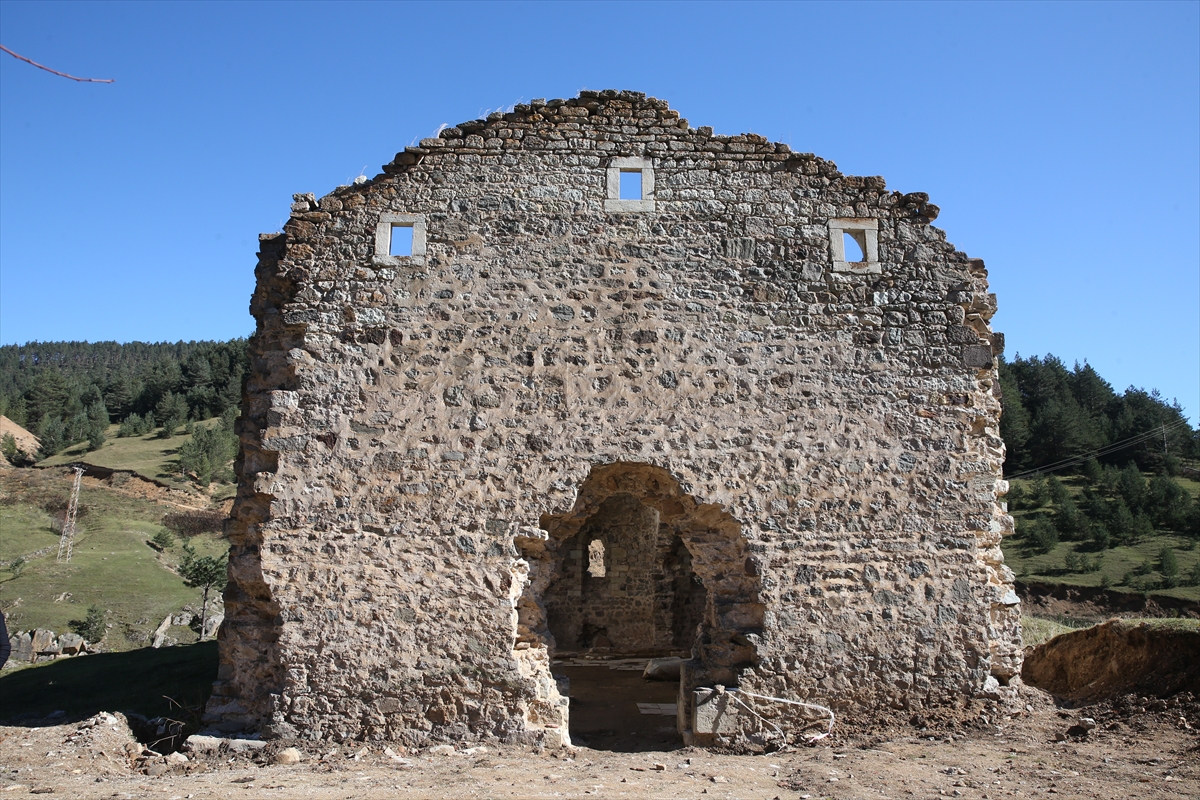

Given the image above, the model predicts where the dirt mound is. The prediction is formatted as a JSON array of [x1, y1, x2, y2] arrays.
[[1023, 619, 1200, 703], [0, 415, 40, 459]]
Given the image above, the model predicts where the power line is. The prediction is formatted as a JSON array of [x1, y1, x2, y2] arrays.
[[1008, 421, 1185, 479], [1007, 418, 1191, 480]]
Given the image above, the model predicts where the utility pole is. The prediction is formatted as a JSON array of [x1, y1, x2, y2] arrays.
[[56, 467, 84, 564]]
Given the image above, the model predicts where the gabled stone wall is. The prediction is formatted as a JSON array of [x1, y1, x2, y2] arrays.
[[206, 90, 1020, 747]]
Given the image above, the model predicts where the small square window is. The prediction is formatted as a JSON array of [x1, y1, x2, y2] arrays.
[[619, 170, 643, 201], [389, 224, 414, 257], [604, 156, 656, 212], [842, 231, 865, 262], [828, 218, 880, 275], [373, 213, 426, 266]]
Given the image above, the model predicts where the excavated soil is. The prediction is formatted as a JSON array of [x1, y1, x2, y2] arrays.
[[1, 689, 1197, 799], [1018, 581, 1200, 622], [1022, 620, 1200, 704]]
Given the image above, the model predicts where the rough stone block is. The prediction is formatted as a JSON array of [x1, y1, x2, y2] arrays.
[[692, 689, 744, 744]]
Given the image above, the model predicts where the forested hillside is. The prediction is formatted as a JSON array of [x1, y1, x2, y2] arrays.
[[998, 355, 1199, 593], [0, 340, 247, 460], [998, 354, 1198, 477]]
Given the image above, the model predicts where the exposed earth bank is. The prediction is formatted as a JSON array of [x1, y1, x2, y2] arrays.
[[1023, 620, 1200, 703], [1018, 581, 1200, 622]]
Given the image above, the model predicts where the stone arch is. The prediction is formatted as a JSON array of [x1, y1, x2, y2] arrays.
[[513, 461, 765, 740]]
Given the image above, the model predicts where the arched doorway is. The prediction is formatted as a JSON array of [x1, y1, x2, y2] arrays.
[[514, 462, 763, 750]]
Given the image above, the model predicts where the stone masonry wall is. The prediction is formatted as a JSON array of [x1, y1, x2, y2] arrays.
[[206, 90, 1021, 746]]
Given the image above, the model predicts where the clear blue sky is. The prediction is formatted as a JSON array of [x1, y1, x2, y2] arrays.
[[1, 1, 1197, 421]]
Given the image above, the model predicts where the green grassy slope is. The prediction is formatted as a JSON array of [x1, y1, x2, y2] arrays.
[[1001, 473, 1200, 603], [40, 419, 235, 502], [0, 468, 228, 651]]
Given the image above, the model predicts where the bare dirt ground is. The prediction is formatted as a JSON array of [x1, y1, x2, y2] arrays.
[[2, 688, 1196, 800], [0, 417, 39, 460]]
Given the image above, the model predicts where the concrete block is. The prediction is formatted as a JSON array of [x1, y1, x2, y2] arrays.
[[692, 688, 745, 744]]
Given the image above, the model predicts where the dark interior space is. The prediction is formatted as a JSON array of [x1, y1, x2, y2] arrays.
[[554, 660, 682, 752]]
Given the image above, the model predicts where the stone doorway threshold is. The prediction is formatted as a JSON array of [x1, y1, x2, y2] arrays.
[[552, 655, 685, 752]]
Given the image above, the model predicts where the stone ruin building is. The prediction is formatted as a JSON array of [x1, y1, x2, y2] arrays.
[[205, 90, 1020, 748]]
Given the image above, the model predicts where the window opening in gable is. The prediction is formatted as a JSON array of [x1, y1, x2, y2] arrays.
[[587, 539, 607, 578], [619, 170, 643, 201], [374, 213, 426, 265], [828, 218, 879, 274], [389, 224, 414, 257], [604, 157, 655, 212], [843, 231, 865, 262]]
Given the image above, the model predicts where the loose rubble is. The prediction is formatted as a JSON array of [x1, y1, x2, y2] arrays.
[[0, 691, 1196, 799]]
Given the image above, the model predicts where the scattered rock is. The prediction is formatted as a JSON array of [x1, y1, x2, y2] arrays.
[[1065, 716, 1097, 738], [57, 634, 86, 655], [150, 616, 172, 649], [642, 657, 682, 681], [202, 612, 224, 640], [275, 747, 303, 765], [183, 734, 223, 754], [225, 738, 267, 753]]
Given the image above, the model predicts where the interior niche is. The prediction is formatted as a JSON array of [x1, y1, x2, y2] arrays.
[[513, 462, 765, 740]]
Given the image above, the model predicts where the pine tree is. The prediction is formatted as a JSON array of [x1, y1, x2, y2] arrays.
[[159, 415, 183, 439], [1159, 547, 1180, 588], [1046, 475, 1070, 506], [1, 433, 18, 464], [1109, 500, 1136, 546], [179, 543, 228, 641], [1055, 495, 1086, 540], [68, 605, 107, 643], [1117, 463, 1146, 513], [36, 414, 65, 458], [1025, 516, 1059, 553], [24, 370, 72, 425], [154, 391, 188, 426], [998, 359, 1031, 472], [1088, 521, 1111, 550], [87, 424, 106, 452]]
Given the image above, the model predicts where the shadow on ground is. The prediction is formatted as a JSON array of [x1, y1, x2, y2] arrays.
[[0, 641, 217, 727]]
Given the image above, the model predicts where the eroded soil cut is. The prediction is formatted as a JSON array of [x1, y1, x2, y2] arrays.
[[1023, 620, 1200, 703]]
